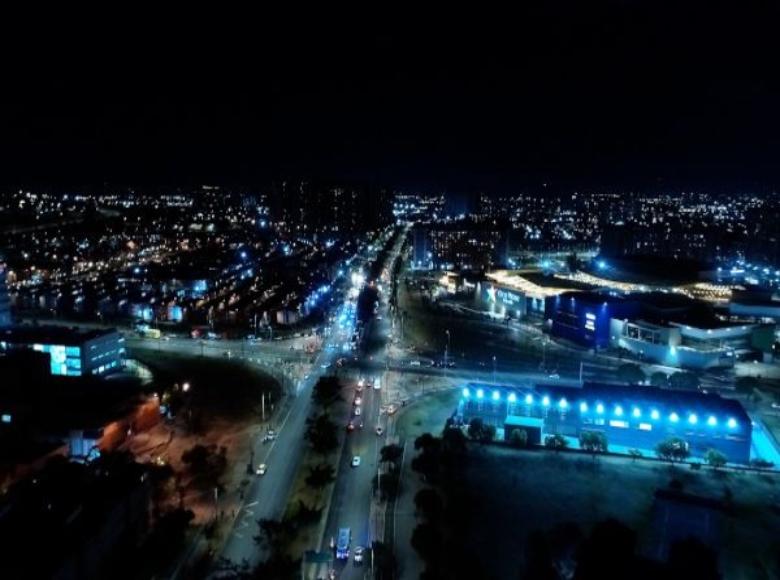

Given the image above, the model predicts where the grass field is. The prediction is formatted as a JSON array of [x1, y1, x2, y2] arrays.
[[395, 388, 780, 579], [131, 348, 280, 421]]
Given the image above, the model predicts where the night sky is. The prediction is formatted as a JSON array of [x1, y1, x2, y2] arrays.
[[2, 5, 780, 192]]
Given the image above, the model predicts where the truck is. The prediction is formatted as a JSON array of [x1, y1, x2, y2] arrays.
[[336, 527, 351, 560]]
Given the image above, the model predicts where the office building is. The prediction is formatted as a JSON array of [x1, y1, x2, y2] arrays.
[[0, 326, 125, 377]]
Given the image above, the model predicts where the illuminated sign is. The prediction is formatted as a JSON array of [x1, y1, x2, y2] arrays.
[[584, 312, 596, 331]]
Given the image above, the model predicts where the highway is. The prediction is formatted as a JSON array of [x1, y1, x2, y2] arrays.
[[318, 229, 406, 579]]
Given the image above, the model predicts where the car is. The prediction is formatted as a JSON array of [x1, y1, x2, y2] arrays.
[[375, 426, 384, 436], [547, 372, 560, 379], [446, 361, 456, 368], [374, 378, 381, 390], [347, 421, 355, 432], [351, 456, 361, 467], [354, 406, 362, 416], [353, 546, 365, 564], [354, 396, 362, 406], [387, 404, 397, 415], [772, 402, 780, 410], [410, 360, 421, 366], [256, 463, 267, 475], [321, 363, 331, 369], [357, 378, 365, 390]]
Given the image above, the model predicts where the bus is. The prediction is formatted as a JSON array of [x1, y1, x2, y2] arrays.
[[336, 527, 351, 560]]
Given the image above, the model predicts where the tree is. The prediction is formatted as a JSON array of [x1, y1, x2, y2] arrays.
[[545, 434, 568, 452], [668, 537, 720, 580], [312, 376, 341, 407], [669, 372, 699, 391], [751, 458, 774, 470], [380, 443, 404, 465], [649, 371, 669, 388], [375, 471, 400, 500], [305, 463, 335, 489], [441, 427, 467, 455], [411, 449, 440, 482], [415, 432, 439, 452], [616, 363, 645, 385], [254, 518, 293, 552], [703, 449, 727, 470], [575, 518, 638, 580], [181, 443, 227, 488], [579, 431, 608, 455], [467, 418, 485, 441], [655, 437, 690, 463], [628, 449, 642, 462], [414, 488, 444, 522], [304, 414, 338, 454], [509, 428, 528, 448], [411, 522, 441, 563], [372, 541, 398, 580], [466, 418, 495, 443]]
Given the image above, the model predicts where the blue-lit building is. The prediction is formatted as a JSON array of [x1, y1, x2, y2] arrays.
[[546, 291, 641, 348], [0, 326, 125, 377], [0, 258, 11, 327], [457, 382, 752, 464]]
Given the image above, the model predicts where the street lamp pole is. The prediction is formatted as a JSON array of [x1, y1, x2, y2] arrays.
[[444, 329, 450, 366], [493, 355, 497, 384]]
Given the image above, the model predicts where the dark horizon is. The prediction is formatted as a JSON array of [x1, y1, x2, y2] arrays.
[[2, 5, 780, 194]]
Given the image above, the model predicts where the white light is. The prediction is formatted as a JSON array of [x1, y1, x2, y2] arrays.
[[182, 382, 190, 392], [614, 405, 624, 417], [580, 402, 588, 413], [688, 414, 698, 424], [542, 396, 550, 406], [651, 409, 660, 420], [476, 389, 484, 399], [525, 394, 533, 405], [559, 398, 568, 409], [670, 412, 679, 423], [462, 388, 470, 398], [632, 407, 641, 418], [707, 416, 717, 426], [596, 403, 604, 414], [727, 417, 737, 429], [492, 390, 500, 401], [508, 393, 517, 403]]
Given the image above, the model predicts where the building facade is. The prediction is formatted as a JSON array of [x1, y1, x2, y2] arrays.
[[0, 258, 11, 327], [457, 382, 752, 464], [0, 326, 125, 377]]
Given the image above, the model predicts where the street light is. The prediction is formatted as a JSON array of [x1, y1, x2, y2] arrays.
[[492, 355, 497, 383], [182, 382, 191, 392], [444, 329, 451, 366]]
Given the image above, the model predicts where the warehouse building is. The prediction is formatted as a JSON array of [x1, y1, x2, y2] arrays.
[[457, 382, 753, 464], [0, 326, 125, 377]]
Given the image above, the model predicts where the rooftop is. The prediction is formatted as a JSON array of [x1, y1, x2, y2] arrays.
[[0, 325, 120, 346]]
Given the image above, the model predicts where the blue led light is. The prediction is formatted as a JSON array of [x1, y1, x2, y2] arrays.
[[669, 412, 679, 423], [727, 417, 737, 429], [632, 407, 641, 418], [688, 414, 698, 424], [476, 389, 484, 399], [559, 398, 568, 409], [651, 409, 660, 420], [580, 402, 588, 413], [462, 388, 470, 398], [508, 393, 517, 403], [707, 415, 717, 426], [614, 405, 624, 417], [492, 390, 500, 401], [596, 403, 604, 414], [525, 394, 533, 405], [542, 396, 550, 407]]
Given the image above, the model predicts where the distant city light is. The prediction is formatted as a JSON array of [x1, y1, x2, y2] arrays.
[[462, 388, 470, 398], [669, 412, 679, 423], [614, 405, 623, 416], [492, 390, 500, 401], [579, 402, 588, 413], [525, 394, 533, 404], [542, 396, 550, 406], [596, 403, 604, 414], [559, 398, 568, 409], [651, 409, 660, 420], [688, 413, 698, 424], [476, 389, 484, 399], [707, 415, 717, 426], [727, 417, 738, 429], [508, 393, 517, 403], [632, 407, 641, 418]]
